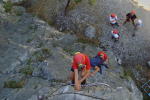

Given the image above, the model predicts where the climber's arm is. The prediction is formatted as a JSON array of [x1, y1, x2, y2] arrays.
[[90, 66, 100, 76]]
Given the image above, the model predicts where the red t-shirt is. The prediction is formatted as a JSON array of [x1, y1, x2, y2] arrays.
[[97, 51, 108, 61], [72, 53, 91, 70]]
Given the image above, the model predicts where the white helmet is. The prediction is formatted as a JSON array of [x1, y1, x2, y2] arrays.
[[137, 19, 142, 24]]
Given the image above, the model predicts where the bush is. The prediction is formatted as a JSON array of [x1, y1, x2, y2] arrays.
[[135, 64, 143, 71], [4, 80, 25, 88], [122, 69, 133, 80], [88, 0, 96, 5], [3, 1, 13, 13], [32, 48, 52, 62], [42, 48, 52, 56], [20, 66, 34, 75], [74, 0, 82, 3], [77, 37, 99, 46], [63, 48, 74, 56]]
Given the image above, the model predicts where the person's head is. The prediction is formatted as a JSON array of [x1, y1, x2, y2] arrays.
[[131, 10, 136, 15], [111, 13, 116, 18], [97, 51, 105, 58], [97, 51, 108, 61], [112, 29, 119, 34]]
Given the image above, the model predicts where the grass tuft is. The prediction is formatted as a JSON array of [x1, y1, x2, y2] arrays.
[[3, 1, 13, 13], [88, 0, 97, 5], [77, 35, 99, 46], [20, 65, 34, 75], [4, 80, 25, 88]]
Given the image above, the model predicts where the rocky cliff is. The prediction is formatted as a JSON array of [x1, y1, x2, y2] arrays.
[[0, 0, 147, 100]]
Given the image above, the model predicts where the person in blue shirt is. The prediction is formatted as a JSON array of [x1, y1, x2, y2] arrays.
[[90, 52, 109, 76]]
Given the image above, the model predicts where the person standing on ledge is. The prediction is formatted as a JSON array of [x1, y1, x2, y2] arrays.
[[123, 10, 137, 27], [70, 52, 91, 91]]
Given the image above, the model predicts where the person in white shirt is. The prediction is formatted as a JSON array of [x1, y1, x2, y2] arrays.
[[111, 29, 120, 42], [109, 13, 119, 27]]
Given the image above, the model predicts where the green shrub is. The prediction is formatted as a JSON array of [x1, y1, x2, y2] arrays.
[[74, 0, 82, 3], [88, 0, 96, 5], [36, 55, 46, 62], [63, 48, 74, 56], [20, 66, 34, 75], [135, 64, 143, 71], [4, 80, 25, 88], [32, 48, 52, 62], [42, 48, 52, 56], [122, 70, 133, 80], [77, 37, 99, 46], [3, 1, 13, 13], [26, 38, 33, 43]]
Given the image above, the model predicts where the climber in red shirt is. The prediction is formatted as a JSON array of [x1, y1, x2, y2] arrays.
[[70, 52, 91, 91]]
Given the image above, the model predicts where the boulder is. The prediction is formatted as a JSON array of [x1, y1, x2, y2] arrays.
[[3, 0, 27, 4], [12, 6, 26, 16], [84, 25, 96, 39]]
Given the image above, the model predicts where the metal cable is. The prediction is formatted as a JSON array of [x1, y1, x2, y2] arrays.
[[49, 92, 106, 100]]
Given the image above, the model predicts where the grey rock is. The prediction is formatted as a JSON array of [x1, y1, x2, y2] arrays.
[[147, 61, 150, 67], [3, 0, 27, 4], [12, 6, 26, 16], [0, 0, 144, 100], [84, 25, 96, 39], [28, 95, 38, 100]]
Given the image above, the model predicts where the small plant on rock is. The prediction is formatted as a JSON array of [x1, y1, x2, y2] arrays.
[[77, 37, 99, 46], [33, 48, 52, 62], [88, 0, 97, 5], [63, 48, 74, 56], [4, 80, 25, 88], [20, 65, 34, 75], [42, 48, 52, 56], [74, 0, 82, 3], [3, 1, 13, 13]]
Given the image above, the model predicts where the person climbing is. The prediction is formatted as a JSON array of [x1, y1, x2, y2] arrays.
[[123, 10, 137, 27], [70, 52, 91, 91], [132, 19, 143, 37], [109, 13, 119, 27], [111, 29, 120, 41], [90, 51, 109, 76]]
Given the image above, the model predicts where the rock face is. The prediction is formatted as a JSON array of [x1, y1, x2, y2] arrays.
[[84, 25, 96, 39], [147, 61, 150, 68], [0, 1, 144, 100], [3, 0, 27, 4]]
